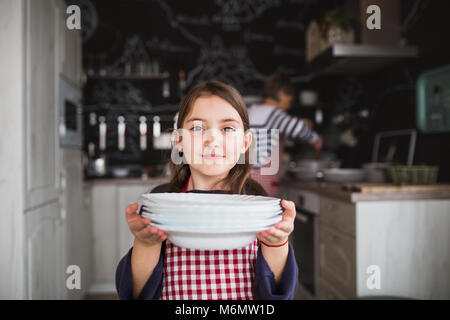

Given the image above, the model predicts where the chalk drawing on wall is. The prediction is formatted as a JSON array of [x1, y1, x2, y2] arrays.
[[184, 36, 266, 92], [175, 14, 211, 26], [90, 80, 151, 106], [212, 0, 281, 31], [243, 31, 275, 43], [145, 36, 193, 53]]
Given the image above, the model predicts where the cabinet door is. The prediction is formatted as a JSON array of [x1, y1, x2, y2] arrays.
[[90, 185, 117, 284], [319, 223, 356, 298], [26, 201, 65, 299], [24, 0, 60, 209], [318, 278, 348, 300], [319, 196, 355, 237], [61, 149, 91, 299]]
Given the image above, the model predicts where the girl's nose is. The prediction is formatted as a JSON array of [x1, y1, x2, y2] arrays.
[[203, 128, 222, 147]]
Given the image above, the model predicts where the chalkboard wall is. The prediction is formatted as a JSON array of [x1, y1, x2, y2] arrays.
[[79, 0, 332, 170], [79, 0, 450, 182]]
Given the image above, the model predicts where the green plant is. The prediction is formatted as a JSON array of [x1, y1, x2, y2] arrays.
[[320, 9, 359, 39]]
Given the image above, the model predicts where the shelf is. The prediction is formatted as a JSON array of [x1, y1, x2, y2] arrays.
[[87, 72, 170, 80], [304, 44, 418, 76]]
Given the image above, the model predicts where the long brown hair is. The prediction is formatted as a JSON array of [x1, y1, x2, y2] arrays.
[[166, 80, 267, 196]]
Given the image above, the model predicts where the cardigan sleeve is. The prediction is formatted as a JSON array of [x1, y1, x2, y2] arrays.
[[253, 242, 298, 300], [115, 242, 166, 300]]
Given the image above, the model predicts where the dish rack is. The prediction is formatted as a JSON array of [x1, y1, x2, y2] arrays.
[[388, 165, 439, 185]]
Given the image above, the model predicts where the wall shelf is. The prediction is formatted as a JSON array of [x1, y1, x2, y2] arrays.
[[303, 44, 418, 77], [86, 72, 170, 80]]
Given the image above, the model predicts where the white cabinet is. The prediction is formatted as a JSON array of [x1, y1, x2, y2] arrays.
[[24, 0, 60, 210], [316, 195, 450, 300], [87, 180, 167, 294], [0, 0, 86, 299], [61, 149, 92, 300], [318, 223, 356, 299], [25, 201, 65, 299]]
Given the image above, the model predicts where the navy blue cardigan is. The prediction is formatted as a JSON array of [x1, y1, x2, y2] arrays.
[[115, 184, 298, 300]]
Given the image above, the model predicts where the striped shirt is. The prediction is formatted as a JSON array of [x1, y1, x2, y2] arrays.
[[248, 104, 319, 169]]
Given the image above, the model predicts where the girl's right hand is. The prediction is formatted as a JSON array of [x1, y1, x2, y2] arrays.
[[126, 202, 168, 247]]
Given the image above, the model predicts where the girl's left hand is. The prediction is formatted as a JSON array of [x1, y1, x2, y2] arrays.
[[257, 199, 295, 246]]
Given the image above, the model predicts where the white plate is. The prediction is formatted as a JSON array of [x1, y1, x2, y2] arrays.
[[166, 232, 258, 250], [140, 193, 281, 206], [140, 202, 282, 212], [140, 206, 283, 216], [146, 213, 282, 227], [141, 210, 283, 221], [149, 216, 281, 233]]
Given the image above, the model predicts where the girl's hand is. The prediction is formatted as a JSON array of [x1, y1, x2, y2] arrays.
[[257, 200, 295, 246], [126, 202, 168, 247]]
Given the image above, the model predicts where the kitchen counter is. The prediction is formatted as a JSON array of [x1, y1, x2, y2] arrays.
[[281, 178, 450, 203]]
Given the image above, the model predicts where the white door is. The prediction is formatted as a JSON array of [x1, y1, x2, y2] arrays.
[[24, 0, 66, 299], [24, 0, 60, 210]]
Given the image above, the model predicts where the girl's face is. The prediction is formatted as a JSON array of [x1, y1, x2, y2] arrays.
[[175, 95, 252, 177]]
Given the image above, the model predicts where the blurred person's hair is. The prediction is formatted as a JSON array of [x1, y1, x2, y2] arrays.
[[263, 74, 295, 101]]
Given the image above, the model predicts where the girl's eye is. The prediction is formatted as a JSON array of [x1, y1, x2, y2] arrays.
[[191, 126, 203, 132], [223, 127, 236, 133]]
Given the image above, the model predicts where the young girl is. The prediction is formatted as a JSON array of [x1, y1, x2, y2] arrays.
[[116, 80, 298, 300]]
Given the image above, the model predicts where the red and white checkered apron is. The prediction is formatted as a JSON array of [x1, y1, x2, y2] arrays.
[[160, 178, 259, 300], [250, 136, 284, 197]]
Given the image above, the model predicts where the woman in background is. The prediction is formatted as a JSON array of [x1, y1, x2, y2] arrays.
[[248, 74, 323, 197]]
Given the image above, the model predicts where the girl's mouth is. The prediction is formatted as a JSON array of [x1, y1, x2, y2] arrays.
[[202, 154, 225, 160]]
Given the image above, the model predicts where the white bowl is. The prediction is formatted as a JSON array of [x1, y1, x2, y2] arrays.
[[141, 202, 282, 214], [147, 213, 282, 227], [140, 193, 281, 206], [141, 207, 283, 217], [166, 231, 260, 250]]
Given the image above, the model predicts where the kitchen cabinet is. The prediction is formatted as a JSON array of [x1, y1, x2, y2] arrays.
[[0, 0, 86, 299], [319, 197, 355, 237], [25, 201, 65, 299], [85, 179, 168, 294], [23, 0, 65, 300], [61, 148, 93, 300], [281, 180, 450, 300], [24, 0, 61, 211], [318, 223, 356, 299]]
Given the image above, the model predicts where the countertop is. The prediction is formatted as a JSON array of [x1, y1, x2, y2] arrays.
[[280, 178, 450, 203], [83, 176, 450, 202]]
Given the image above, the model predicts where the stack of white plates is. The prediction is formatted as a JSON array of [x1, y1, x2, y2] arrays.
[[137, 193, 283, 250]]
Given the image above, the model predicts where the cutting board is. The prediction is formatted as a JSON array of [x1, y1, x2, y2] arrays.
[[342, 183, 450, 194]]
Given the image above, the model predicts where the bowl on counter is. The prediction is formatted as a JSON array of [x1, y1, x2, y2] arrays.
[[321, 168, 367, 183], [288, 159, 331, 181], [363, 162, 391, 182], [111, 167, 130, 178]]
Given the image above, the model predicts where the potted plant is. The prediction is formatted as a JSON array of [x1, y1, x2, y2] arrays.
[[320, 9, 359, 49]]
